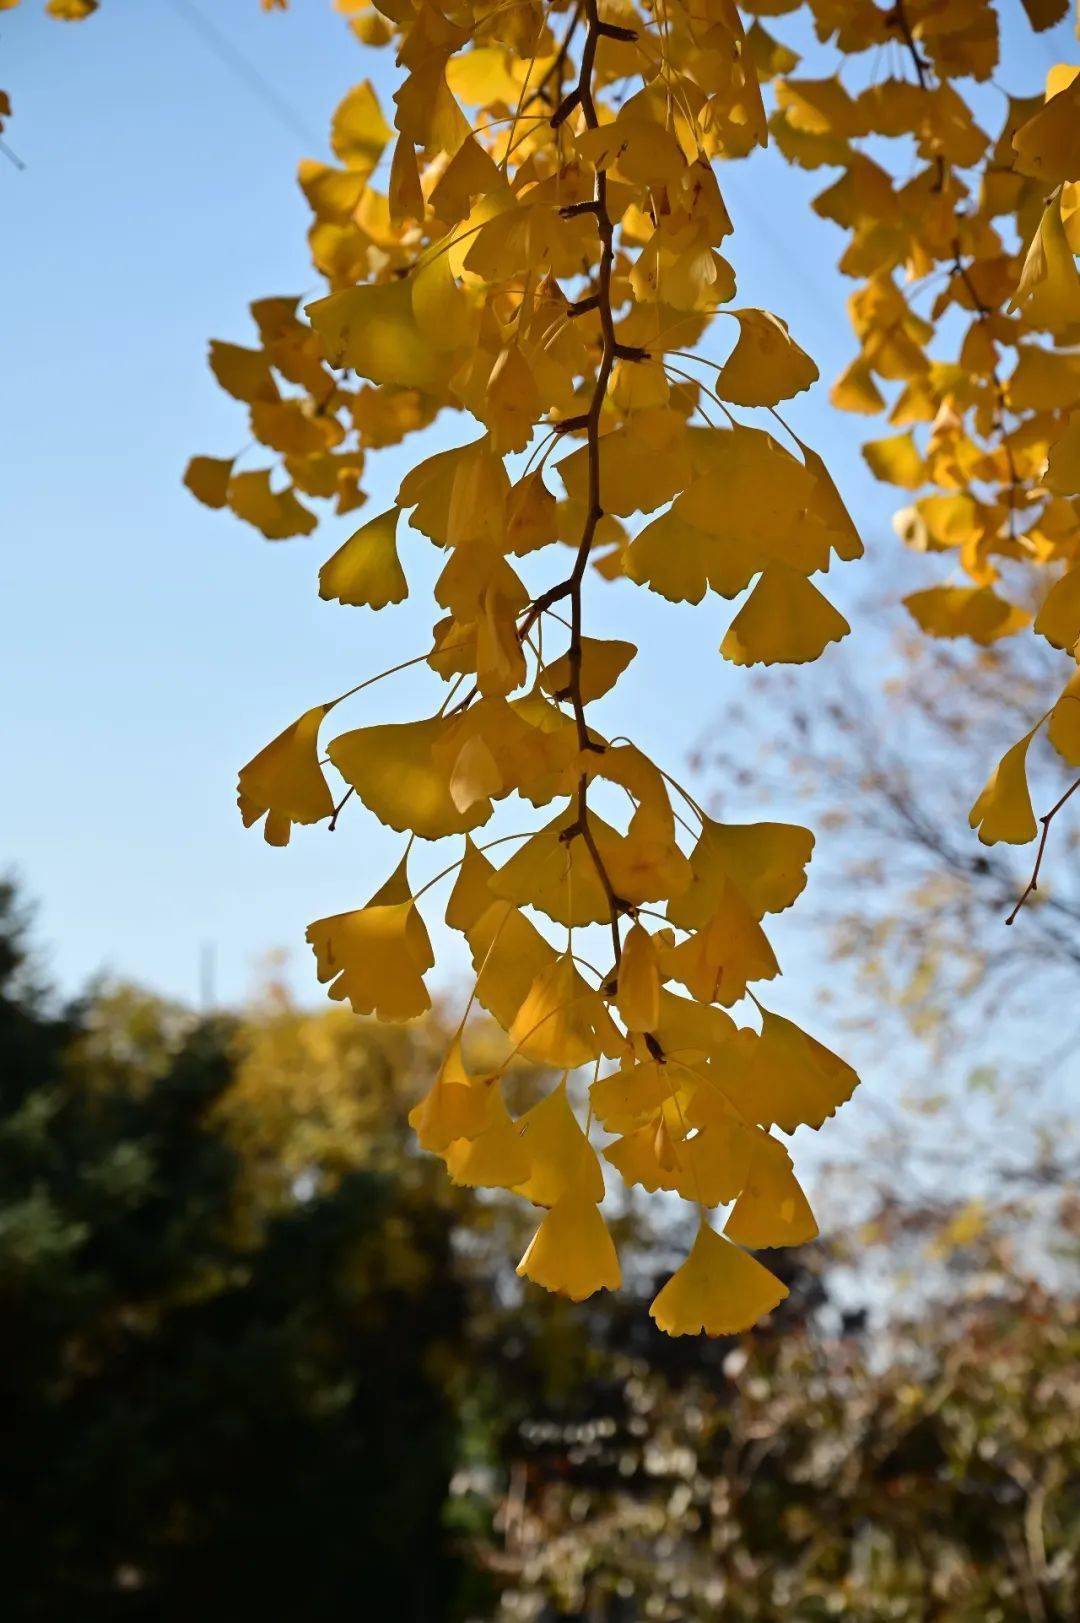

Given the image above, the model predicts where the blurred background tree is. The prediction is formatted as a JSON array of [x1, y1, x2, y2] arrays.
[[0, 881, 474, 1619], [693, 622, 1080, 1074], [1, 874, 1076, 1621]]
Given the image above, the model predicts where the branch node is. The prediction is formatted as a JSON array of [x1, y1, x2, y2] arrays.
[[550, 88, 581, 129]]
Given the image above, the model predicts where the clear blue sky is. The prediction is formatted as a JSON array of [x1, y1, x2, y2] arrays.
[[2, 0, 1074, 1010]]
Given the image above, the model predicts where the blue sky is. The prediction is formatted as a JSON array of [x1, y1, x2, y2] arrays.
[[3, 0, 1075, 1014]]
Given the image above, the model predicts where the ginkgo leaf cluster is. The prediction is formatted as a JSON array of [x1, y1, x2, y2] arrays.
[[759, 0, 1080, 884], [194, 0, 879, 1337]]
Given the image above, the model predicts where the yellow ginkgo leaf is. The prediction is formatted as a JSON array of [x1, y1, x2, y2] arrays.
[[476, 582, 528, 697], [448, 733, 502, 814], [250, 398, 339, 459], [444, 437, 511, 548], [896, 492, 981, 551], [429, 134, 505, 225], [510, 956, 628, 1070], [604, 1107, 755, 1209], [1034, 563, 1080, 652], [330, 79, 392, 174], [504, 470, 559, 555], [667, 817, 814, 930], [1012, 67, 1080, 187], [444, 44, 525, 109], [721, 568, 849, 666], [1006, 345, 1080, 412], [297, 159, 366, 224], [798, 437, 864, 561], [575, 109, 687, 187], [412, 244, 476, 354], [862, 431, 926, 489], [1045, 414, 1080, 496], [388, 131, 424, 226], [329, 716, 493, 840], [603, 1117, 669, 1192], [969, 730, 1039, 846], [513, 1081, 605, 1207], [654, 991, 741, 1065], [306, 866, 433, 1022], [517, 1186, 622, 1301], [227, 470, 317, 540], [319, 508, 407, 608], [490, 812, 613, 928], [484, 345, 541, 455], [184, 455, 234, 510], [1047, 669, 1080, 765], [904, 584, 1031, 644], [660, 878, 780, 1006], [748, 1006, 860, 1132], [447, 844, 560, 1030], [649, 1219, 788, 1337], [625, 508, 755, 604], [601, 816, 693, 913], [208, 340, 278, 405], [443, 1086, 532, 1190], [394, 58, 469, 152], [715, 309, 818, 407], [1011, 190, 1080, 334], [590, 1060, 674, 1135], [667, 1119, 759, 1209], [831, 357, 886, 414], [724, 1137, 818, 1248], [237, 705, 334, 845], [433, 698, 576, 811], [558, 416, 691, 517], [746, 19, 800, 82], [307, 278, 453, 393], [615, 923, 661, 1032], [539, 637, 637, 704], [408, 1036, 494, 1154]]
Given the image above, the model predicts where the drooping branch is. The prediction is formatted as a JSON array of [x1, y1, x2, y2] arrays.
[[548, 0, 629, 970]]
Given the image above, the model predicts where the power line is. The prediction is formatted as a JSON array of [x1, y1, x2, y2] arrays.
[[163, 0, 323, 151]]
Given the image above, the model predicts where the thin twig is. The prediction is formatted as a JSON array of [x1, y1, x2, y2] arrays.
[[1005, 775, 1080, 926]]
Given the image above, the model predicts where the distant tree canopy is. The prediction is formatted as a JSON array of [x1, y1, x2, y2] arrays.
[[0, 884, 470, 1620], [1, 883, 1077, 1620]]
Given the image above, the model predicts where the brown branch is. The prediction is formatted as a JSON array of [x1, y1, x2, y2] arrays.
[[516, 578, 573, 647], [1005, 774, 1080, 926], [328, 786, 354, 832], [520, 1, 584, 115], [549, 0, 625, 970], [886, 1, 929, 89]]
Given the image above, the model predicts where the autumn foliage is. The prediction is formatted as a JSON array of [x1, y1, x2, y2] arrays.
[[15, 0, 1079, 1334]]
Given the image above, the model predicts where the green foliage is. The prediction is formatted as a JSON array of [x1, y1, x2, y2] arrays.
[[0, 889, 471, 1621]]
